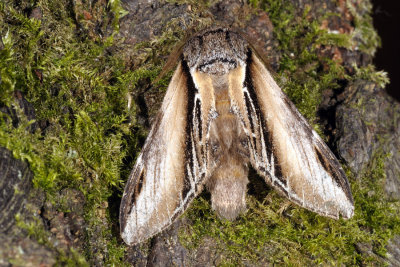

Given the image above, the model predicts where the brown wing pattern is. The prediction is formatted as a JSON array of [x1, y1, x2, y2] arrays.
[[237, 51, 354, 219], [119, 61, 211, 245]]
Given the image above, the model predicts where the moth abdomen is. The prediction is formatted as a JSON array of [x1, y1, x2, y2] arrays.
[[207, 157, 249, 221]]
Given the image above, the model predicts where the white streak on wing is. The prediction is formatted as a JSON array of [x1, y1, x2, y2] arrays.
[[248, 54, 354, 218], [191, 131, 200, 183], [283, 132, 354, 216], [127, 93, 184, 231], [190, 68, 216, 183], [258, 122, 270, 171], [270, 149, 274, 177]]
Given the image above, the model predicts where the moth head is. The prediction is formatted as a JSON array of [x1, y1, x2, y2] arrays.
[[183, 28, 248, 75]]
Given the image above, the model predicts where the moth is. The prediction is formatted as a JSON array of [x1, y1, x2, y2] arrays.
[[120, 28, 354, 245]]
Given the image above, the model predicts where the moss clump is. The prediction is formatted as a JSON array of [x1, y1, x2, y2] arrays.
[[1, 0, 175, 262], [0, 0, 137, 264], [346, 0, 380, 56], [15, 213, 89, 266], [353, 64, 390, 88], [254, 1, 350, 134]]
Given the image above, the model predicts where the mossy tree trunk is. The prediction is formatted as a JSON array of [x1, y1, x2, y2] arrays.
[[0, 0, 399, 266]]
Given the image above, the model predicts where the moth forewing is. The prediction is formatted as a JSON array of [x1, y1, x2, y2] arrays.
[[120, 28, 354, 246], [120, 63, 196, 245], [247, 53, 354, 219]]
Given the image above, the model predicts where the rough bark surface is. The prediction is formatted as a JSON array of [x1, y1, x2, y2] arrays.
[[336, 80, 400, 197], [0, 147, 55, 266], [1, 0, 399, 265], [0, 94, 88, 265], [0, 147, 32, 233]]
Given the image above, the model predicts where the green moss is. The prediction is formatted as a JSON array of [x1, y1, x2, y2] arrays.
[[0, 0, 131, 264], [15, 213, 89, 266], [108, 0, 129, 31], [346, 1, 380, 56], [0, 31, 17, 106], [15, 214, 50, 247], [1, 0, 397, 265], [254, 1, 349, 133], [353, 64, 390, 88]]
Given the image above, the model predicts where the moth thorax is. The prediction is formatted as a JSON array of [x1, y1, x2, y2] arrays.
[[183, 28, 248, 75], [207, 161, 249, 221], [198, 60, 238, 75]]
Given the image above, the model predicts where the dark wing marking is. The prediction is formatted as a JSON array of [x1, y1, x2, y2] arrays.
[[120, 61, 210, 245], [238, 50, 354, 219]]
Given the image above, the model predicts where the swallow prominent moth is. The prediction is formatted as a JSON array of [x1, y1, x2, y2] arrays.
[[119, 28, 354, 245]]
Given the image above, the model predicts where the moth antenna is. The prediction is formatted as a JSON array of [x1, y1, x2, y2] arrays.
[[235, 27, 276, 76], [152, 39, 186, 84]]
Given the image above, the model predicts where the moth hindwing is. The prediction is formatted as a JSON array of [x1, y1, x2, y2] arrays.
[[119, 28, 354, 245]]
